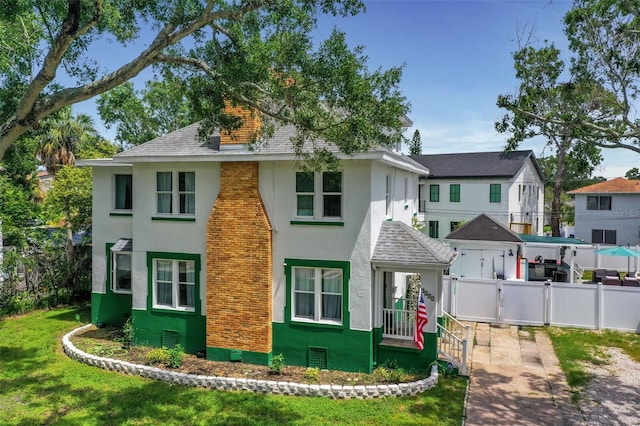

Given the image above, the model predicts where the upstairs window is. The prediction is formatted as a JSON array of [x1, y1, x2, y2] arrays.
[[295, 171, 342, 219], [490, 184, 501, 203], [429, 184, 440, 202], [115, 175, 132, 210], [587, 196, 611, 211], [157, 172, 195, 215], [450, 184, 460, 203]]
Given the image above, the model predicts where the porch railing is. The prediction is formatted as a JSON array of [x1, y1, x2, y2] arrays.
[[382, 299, 413, 340], [437, 312, 470, 375]]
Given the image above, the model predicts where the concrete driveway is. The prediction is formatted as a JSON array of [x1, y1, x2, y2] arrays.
[[464, 323, 583, 425]]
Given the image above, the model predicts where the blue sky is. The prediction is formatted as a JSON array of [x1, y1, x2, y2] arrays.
[[77, 0, 639, 178]]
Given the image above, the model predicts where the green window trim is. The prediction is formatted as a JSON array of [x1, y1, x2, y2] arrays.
[[110, 212, 133, 217], [146, 251, 202, 316], [284, 258, 350, 329], [105, 242, 132, 295], [290, 220, 344, 226], [449, 184, 460, 203], [151, 216, 196, 222], [489, 184, 501, 203], [429, 184, 439, 202]]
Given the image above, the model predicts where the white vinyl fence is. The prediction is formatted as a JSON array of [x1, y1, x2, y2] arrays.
[[445, 276, 640, 332]]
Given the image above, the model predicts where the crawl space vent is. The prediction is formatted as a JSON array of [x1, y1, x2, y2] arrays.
[[308, 347, 328, 370], [161, 330, 180, 348]]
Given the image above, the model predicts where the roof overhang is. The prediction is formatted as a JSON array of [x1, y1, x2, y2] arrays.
[[76, 159, 132, 167], [108, 150, 429, 174]]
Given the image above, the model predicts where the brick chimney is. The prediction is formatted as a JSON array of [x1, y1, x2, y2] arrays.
[[219, 102, 262, 146]]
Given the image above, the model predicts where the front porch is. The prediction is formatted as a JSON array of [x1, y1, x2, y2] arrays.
[[381, 299, 470, 375]]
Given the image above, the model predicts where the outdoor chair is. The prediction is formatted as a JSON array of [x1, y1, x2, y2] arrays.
[[606, 270, 620, 279], [594, 269, 607, 283], [622, 277, 640, 287], [602, 276, 621, 285]]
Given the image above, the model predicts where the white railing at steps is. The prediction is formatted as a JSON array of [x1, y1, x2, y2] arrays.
[[574, 262, 585, 282], [438, 312, 470, 376], [382, 306, 414, 340]]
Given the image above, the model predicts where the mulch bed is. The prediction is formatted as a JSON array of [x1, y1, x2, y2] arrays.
[[70, 325, 425, 386]]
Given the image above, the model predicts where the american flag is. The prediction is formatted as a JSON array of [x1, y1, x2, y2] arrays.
[[414, 289, 429, 351]]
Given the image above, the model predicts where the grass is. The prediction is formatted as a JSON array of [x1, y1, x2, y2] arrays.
[[546, 326, 640, 391], [0, 307, 467, 425]]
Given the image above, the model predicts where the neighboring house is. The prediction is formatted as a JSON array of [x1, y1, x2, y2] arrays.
[[37, 170, 54, 194], [410, 150, 545, 238], [568, 177, 640, 246], [80, 108, 457, 374]]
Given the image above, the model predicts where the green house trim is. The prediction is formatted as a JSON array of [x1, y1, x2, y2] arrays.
[[109, 212, 133, 217], [290, 220, 344, 227], [151, 216, 196, 222], [146, 251, 202, 317]]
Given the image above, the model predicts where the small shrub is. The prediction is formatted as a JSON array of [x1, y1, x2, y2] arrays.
[[168, 344, 184, 368], [304, 367, 320, 382], [373, 365, 408, 383], [122, 317, 134, 349], [269, 353, 285, 375], [146, 348, 170, 365]]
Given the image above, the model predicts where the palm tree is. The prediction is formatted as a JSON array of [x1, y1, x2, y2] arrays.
[[36, 108, 97, 175]]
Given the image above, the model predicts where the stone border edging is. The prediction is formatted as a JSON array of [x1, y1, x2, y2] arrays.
[[62, 324, 438, 399]]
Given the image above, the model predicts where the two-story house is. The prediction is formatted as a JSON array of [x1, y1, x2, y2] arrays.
[[410, 150, 545, 238], [568, 177, 640, 246], [80, 108, 457, 374]]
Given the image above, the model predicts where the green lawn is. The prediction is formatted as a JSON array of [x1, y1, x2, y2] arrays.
[[0, 307, 467, 425], [546, 326, 640, 389]]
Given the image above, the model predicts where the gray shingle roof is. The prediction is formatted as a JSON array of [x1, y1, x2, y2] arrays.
[[445, 213, 523, 243], [372, 221, 456, 267], [115, 122, 345, 159], [410, 150, 543, 180]]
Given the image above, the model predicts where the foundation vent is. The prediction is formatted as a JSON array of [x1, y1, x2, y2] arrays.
[[308, 347, 328, 370], [161, 330, 180, 348]]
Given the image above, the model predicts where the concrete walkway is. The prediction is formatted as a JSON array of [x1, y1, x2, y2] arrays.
[[464, 323, 583, 425]]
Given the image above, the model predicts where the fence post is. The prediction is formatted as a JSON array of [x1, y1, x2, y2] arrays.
[[597, 282, 603, 330], [461, 338, 468, 376], [544, 279, 551, 325]]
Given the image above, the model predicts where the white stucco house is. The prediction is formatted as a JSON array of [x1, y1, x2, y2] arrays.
[[410, 150, 545, 238], [569, 177, 640, 246], [79, 108, 457, 374]]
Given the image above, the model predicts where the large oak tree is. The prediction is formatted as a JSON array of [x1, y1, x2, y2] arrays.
[[0, 0, 408, 161]]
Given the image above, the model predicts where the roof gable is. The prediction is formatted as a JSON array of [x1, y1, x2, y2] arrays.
[[410, 150, 543, 180], [445, 213, 523, 243], [568, 177, 640, 194], [372, 221, 456, 266]]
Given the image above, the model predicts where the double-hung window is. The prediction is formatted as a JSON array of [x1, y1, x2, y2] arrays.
[[153, 258, 196, 311], [293, 267, 343, 324], [489, 184, 501, 203], [294, 171, 343, 219], [110, 239, 132, 294], [449, 184, 460, 202], [114, 175, 132, 210], [429, 184, 440, 202], [157, 171, 195, 215]]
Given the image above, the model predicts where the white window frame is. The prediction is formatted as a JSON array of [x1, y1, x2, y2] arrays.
[[294, 170, 343, 220], [156, 171, 195, 216], [292, 266, 343, 325], [111, 244, 132, 294], [152, 259, 196, 312], [112, 252, 132, 294]]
